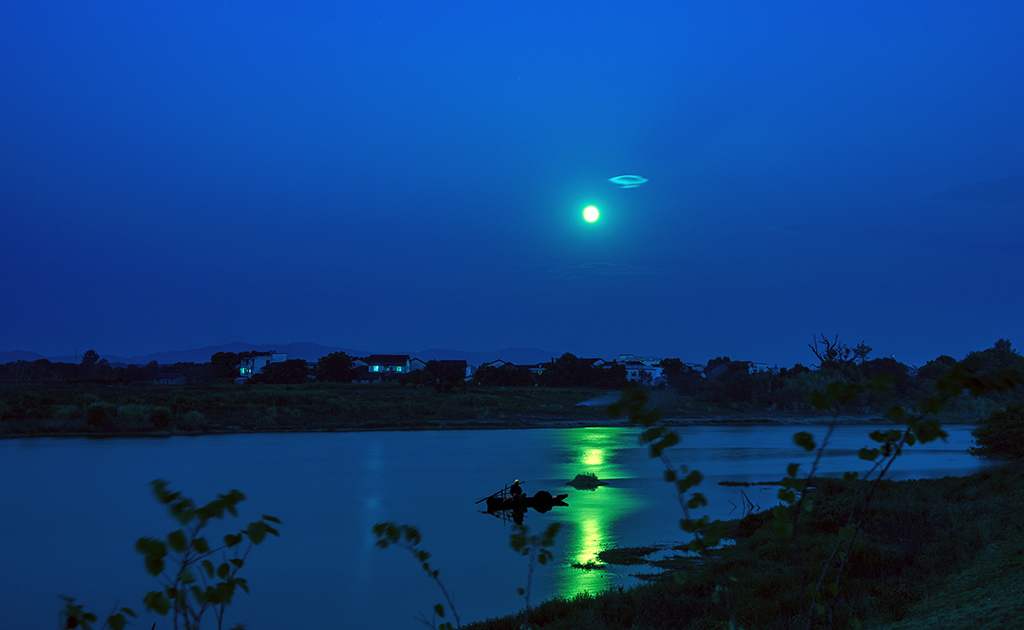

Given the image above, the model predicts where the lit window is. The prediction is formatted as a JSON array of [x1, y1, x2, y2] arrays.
[[372, 366, 379, 372], [396, 366, 402, 372]]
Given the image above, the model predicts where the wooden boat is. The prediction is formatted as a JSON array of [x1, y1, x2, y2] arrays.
[[485, 490, 568, 513]]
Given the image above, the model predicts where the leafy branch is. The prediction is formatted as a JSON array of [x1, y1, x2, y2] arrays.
[[60, 480, 280, 630]]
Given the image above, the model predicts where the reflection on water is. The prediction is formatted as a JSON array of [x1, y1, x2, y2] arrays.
[[547, 427, 651, 597]]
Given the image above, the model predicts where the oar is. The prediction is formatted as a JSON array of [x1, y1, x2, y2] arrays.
[[474, 482, 522, 504]]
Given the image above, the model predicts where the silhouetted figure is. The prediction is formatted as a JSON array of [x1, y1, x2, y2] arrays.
[[510, 480, 523, 498]]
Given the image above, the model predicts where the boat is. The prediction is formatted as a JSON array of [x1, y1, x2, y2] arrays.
[[485, 489, 568, 514]]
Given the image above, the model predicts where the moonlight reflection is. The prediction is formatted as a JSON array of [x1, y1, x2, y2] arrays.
[[608, 175, 648, 189]]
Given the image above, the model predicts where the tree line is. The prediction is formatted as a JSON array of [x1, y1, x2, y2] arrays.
[[2, 338, 1022, 416]]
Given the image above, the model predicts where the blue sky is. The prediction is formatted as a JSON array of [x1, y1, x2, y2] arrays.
[[2, 1, 1023, 367]]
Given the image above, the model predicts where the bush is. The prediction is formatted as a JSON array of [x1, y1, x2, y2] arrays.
[[149, 406, 172, 429], [178, 410, 205, 431], [85, 402, 118, 429], [119, 404, 147, 429], [53, 405, 80, 420], [971, 403, 1024, 458]]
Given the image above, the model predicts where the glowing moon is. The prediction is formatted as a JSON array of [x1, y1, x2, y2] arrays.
[[583, 206, 600, 222]]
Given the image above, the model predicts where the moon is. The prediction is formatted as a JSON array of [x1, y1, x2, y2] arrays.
[[583, 206, 600, 222]]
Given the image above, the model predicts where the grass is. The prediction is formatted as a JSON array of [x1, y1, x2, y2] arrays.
[[0, 382, 613, 436], [464, 462, 1024, 630]]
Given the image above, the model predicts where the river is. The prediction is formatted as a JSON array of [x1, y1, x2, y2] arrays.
[[0, 423, 985, 629]]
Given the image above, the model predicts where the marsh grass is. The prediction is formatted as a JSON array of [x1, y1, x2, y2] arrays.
[[464, 463, 1024, 630], [0, 383, 610, 435]]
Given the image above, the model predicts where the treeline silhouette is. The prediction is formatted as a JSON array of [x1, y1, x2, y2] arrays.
[[2, 339, 1022, 417]]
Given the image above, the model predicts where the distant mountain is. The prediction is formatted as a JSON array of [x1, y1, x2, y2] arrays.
[[0, 351, 50, 363], [123, 342, 359, 365], [1, 344, 561, 367]]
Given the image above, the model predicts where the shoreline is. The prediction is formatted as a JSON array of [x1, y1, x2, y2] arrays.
[[0, 411, 976, 440]]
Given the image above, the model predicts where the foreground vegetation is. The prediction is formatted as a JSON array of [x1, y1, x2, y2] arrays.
[[464, 462, 1024, 630]]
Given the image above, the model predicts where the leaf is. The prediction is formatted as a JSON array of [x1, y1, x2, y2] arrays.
[[517, 587, 525, 596], [167, 529, 186, 553], [686, 493, 707, 509], [786, 462, 800, 478], [838, 525, 857, 541], [793, 431, 815, 452], [434, 603, 445, 617], [247, 521, 267, 545], [858, 447, 880, 461]]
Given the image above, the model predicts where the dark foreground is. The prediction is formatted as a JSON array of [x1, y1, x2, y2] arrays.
[[464, 462, 1024, 630]]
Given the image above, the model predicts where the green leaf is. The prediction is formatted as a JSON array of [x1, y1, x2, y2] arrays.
[[167, 529, 186, 553], [685, 493, 707, 509], [247, 521, 267, 545], [858, 447, 880, 461], [434, 603, 445, 617], [217, 562, 230, 579], [786, 462, 800, 478], [793, 431, 815, 452], [263, 514, 282, 524], [517, 587, 525, 596], [838, 525, 857, 541]]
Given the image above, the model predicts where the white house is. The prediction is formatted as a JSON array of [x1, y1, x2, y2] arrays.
[[238, 352, 288, 379], [365, 354, 411, 375]]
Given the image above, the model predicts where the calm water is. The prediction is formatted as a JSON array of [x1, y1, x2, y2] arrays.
[[0, 424, 985, 629]]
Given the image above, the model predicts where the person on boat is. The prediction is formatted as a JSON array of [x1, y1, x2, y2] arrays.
[[510, 479, 523, 498]]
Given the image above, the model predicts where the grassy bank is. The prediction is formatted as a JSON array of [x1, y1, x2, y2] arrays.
[[0, 382, 919, 438], [0, 382, 616, 436], [465, 462, 1024, 630]]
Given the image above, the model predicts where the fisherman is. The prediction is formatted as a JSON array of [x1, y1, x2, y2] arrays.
[[510, 479, 523, 498]]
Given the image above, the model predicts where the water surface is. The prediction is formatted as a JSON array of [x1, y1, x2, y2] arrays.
[[0, 424, 984, 629]]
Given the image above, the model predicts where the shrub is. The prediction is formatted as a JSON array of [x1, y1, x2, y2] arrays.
[[53, 405, 80, 420], [971, 403, 1024, 459], [85, 402, 118, 429], [178, 410, 206, 431], [119, 404, 147, 429], [149, 406, 172, 429]]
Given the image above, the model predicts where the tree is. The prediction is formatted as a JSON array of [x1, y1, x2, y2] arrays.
[[916, 355, 956, 382], [661, 358, 703, 395], [79, 350, 98, 368], [210, 352, 240, 380], [971, 403, 1024, 459], [252, 359, 308, 384], [317, 352, 354, 382]]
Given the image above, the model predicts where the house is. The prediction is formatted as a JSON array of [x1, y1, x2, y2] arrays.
[[432, 359, 473, 380], [153, 373, 187, 385], [365, 354, 411, 375], [238, 351, 288, 379]]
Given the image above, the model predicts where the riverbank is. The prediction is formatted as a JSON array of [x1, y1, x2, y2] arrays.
[[0, 382, 973, 438], [465, 461, 1024, 630]]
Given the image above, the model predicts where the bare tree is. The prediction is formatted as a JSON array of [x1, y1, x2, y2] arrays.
[[808, 334, 869, 367]]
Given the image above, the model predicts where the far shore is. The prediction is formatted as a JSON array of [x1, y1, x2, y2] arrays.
[[0, 383, 980, 440]]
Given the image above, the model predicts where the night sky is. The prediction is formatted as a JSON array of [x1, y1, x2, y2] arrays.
[[3, 1, 1023, 368]]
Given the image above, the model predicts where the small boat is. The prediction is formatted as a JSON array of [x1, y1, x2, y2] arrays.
[[485, 490, 568, 514]]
